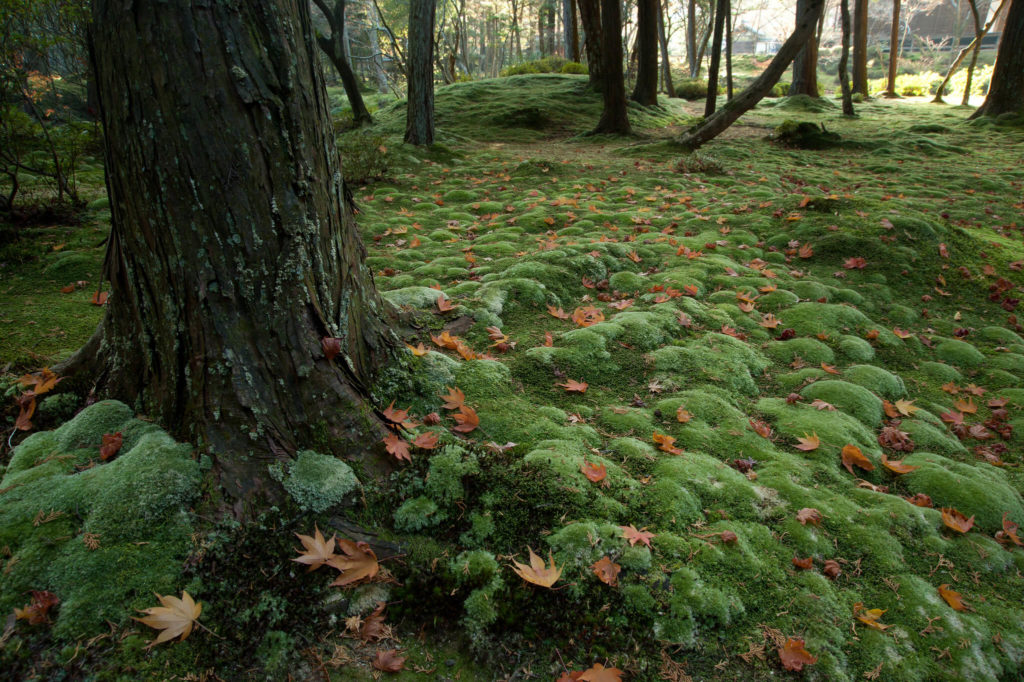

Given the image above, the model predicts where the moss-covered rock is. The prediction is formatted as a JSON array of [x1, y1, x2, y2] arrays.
[[843, 364, 907, 400], [935, 339, 986, 368], [800, 380, 884, 427], [901, 453, 1024, 530]]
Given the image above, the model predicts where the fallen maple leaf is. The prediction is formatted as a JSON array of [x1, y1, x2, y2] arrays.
[[620, 524, 655, 547], [372, 649, 407, 673], [99, 432, 123, 461], [938, 584, 968, 611], [360, 602, 387, 641], [579, 663, 624, 681], [779, 637, 817, 671], [383, 434, 411, 463], [15, 393, 36, 431], [547, 305, 571, 320], [821, 362, 840, 375], [406, 342, 428, 357], [840, 444, 874, 475], [893, 399, 919, 417], [412, 431, 440, 449], [855, 604, 889, 631], [795, 432, 820, 451], [652, 432, 683, 455], [572, 305, 605, 327], [328, 539, 380, 586], [749, 418, 773, 439], [134, 591, 202, 648], [452, 405, 480, 433], [14, 590, 59, 625], [792, 556, 813, 570], [905, 493, 933, 507], [941, 507, 974, 533], [559, 379, 589, 393], [440, 386, 466, 410], [810, 399, 836, 411], [435, 295, 454, 313], [676, 405, 693, 423], [953, 397, 977, 414], [293, 525, 336, 571], [591, 556, 621, 586], [880, 455, 918, 474], [510, 548, 562, 588], [90, 290, 109, 306], [996, 512, 1023, 547], [581, 459, 607, 484], [822, 559, 841, 579], [797, 508, 823, 526]]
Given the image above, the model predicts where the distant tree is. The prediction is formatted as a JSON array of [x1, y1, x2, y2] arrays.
[[852, 0, 868, 96], [789, 0, 819, 96], [679, 0, 824, 148], [971, 0, 1024, 117], [658, 0, 676, 97], [592, 0, 630, 133], [933, 0, 1006, 104], [705, 0, 728, 116], [84, 0, 396, 504], [564, 0, 581, 61], [838, 0, 855, 114], [885, 0, 901, 97], [405, 0, 435, 144], [632, 0, 660, 104], [577, 0, 604, 87], [686, 0, 698, 76], [312, 0, 373, 126]]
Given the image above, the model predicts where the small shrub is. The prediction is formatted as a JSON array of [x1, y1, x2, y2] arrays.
[[674, 79, 708, 100], [337, 129, 390, 184], [674, 152, 724, 175], [560, 61, 587, 75], [500, 56, 569, 77], [768, 81, 790, 98], [771, 120, 842, 149]]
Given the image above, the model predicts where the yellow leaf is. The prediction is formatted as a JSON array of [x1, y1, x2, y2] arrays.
[[510, 547, 562, 588], [134, 591, 202, 648]]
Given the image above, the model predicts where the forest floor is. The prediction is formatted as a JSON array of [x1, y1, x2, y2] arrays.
[[2, 74, 1024, 681]]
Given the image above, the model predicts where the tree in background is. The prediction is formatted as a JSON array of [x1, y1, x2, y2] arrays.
[[657, 0, 677, 97], [592, 0, 630, 133], [85, 0, 395, 506], [933, 0, 1007, 105], [838, 0, 855, 114], [789, 0, 820, 96], [312, 0, 373, 126], [885, 0, 901, 97], [705, 0, 728, 116], [577, 0, 604, 88], [852, 0, 869, 97], [632, 0, 660, 104], [970, 0, 1024, 117], [405, 0, 436, 144]]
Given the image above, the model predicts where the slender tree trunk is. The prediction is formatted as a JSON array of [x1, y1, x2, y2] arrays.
[[568, 0, 581, 61], [705, 0, 727, 116], [961, 0, 983, 105], [87, 0, 395, 505], [971, 0, 1024, 118], [885, 0, 901, 97], [839, 0, 855, 114], [658, 0, 676, 97], [852, 0, 868, 96], [593, 0, 631, 133], [789, 0, 819, 96], [679, 0, 825, 149], [578, 0, 604, 87], [694, 8, 715, 79], [933, 0, 1006, 103], [725, 0, 733, 99], [687, 0, 698, 77], [406, 0, 436, 145], [369, 1, 390, 93], [633, 0, 660, 104], [314, 0, 373, 126], [511, 0, 523, 60]]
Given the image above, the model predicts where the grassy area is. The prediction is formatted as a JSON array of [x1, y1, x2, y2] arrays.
[[2, 75, 1024, 680]]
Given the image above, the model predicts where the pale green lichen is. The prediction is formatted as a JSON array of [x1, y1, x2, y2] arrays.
[[282, 450, 360, 513]]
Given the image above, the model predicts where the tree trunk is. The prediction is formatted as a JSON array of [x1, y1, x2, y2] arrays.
[[852, 0, 868, 96], [658, 0, 676, 97], [593, 0, 631, 133], [511, 0, 523, 61], [578, 0, 604, 87], [693, 8, 715, 79], [839, 0, 855, 114], [568, 0, 581, 61], [789, 0, 819, 96], [678, 0, 825, 149], [687, 0, 698, 77], [406, 0, 436, 145], [960, 0, 982, 105], [725, 0, 733, 99], [934, 0, 1006, 104], [705, 0, 727, 116], [885, 0, 901, 97], [971, 0, 1024, 118], [314, 0, 373, 126], [87, 0, 395, 506], [633, 0, 660, 104]]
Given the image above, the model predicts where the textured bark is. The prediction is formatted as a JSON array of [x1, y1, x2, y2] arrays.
[[725, 0, 733, 99], [687, 0, 698, 77], [705, 0, 728, 116], [852, 0, 868, 96], [592, 0, 630, 133], [405, 0, 436, 145], [960, 0, 982, 106], [657, 0, 676, 97], [885, 0, 901, 97], [88, 0, 396, 505], [632, 0, 660, 105], [933, 0, 1005, 104], [578, 0, 603, 87], [678, 0, 824, 149], [313, 0, 373, 126], [972, 0, 1024, 117], [839, 0, 855, 115], [789, 0, 819, 96], [564, 0, 581, 60]]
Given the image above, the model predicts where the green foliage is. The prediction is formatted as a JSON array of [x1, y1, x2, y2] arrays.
[[674, 79, 709, 100], [277, 450, 360, 513], [673, 152, 724, 175], [500, 56, 573, 77], [337, 129, 390, 184]]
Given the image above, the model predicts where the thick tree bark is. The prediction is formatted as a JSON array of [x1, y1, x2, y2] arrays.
[[88, 0, 395, 505], [406, 0, 436, 145], [313, 0, 373, 126], [592, 0, 631, 133], [885, 0, 901, 97], [705, 0, 728, 116], [578, 0, 604, 87], [658, 0, 676, 97], [972, 0, 1024, 118], [687, 0, 698, 77], [839, 0, 855, 114], [852, 0, 868, 96], [789, 0, 819, 96], [632, 0, 660, 105], [678, 0, 824, 149]]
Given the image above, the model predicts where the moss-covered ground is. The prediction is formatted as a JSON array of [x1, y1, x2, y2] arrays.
[[2, 75, 1024, 680]]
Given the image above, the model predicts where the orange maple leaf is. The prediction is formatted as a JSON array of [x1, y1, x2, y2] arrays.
[[840, 444, 874, 475], [880, 454, 918, 474], [938, 584, 968, 611], [591, 556, 621, 586], [795, 432, 820, 451], [383, 434, 411, 462], [440, 386, 466, 410], [779, 637, 817, 671], [619, 524, 655, 547], [452, 405, 480, 433], [559, 379, 588, 393], [510, 548, 562, 588], [580, 459, 607, 484], [941, 507, 974, 533]]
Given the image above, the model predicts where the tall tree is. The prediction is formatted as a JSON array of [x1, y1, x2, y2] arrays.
[[933, 0, 1007, 104], [789, 0, 819, 96], [313, 0, 373, 126], [852, 0, 868, 96], [679, 0, 825, 148], [564, 0, 581, 60], [885, 0, 901, 97], [838, 0, 855, 115], [657, 0, 676, 97], [633, 0, 660, 104], [687, 0, 698, 77], [577, 0, 604, 87], [593, 0, 631, 133], [971, 0, 1024, 118], [724, 0, 733, 99], [406, 0, 436, 144], [85, 0, 395, 505], [705, 0, 727, 116]]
